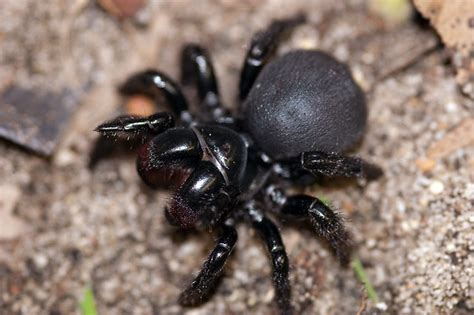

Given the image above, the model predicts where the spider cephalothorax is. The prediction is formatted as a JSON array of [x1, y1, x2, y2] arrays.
[[93, 14, 382, 315]]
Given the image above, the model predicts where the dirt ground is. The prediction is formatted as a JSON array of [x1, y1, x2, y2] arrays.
[[0, 1, 473, 314]]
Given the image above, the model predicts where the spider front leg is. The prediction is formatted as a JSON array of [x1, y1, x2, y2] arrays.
[[264, 185, 351, 265], [89, 112, 175, 169], [89, 69, 191, 169], [95, 112, 174, 141], [180, 44, 233, 123], [239, 13, 306, 100], [244, 202, 292, 315], [179, 221, 238, 306]]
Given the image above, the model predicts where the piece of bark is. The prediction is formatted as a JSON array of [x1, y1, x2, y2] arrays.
[[0, 86, 80, 156], [414, 0, 474, 98], [373, 26, 438, 80], [351, 25, 438, 90]]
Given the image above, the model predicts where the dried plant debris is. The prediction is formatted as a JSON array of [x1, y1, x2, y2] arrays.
[[351, 25, 438, 89], [427, 117, 474, 160], [315, 9, 438, 92], [415, 117, 474, 173], [414, 0, 474, 98], [0, 86, 80, 156]]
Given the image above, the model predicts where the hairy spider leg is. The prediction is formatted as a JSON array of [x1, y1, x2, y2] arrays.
[[179, 221, 238, 306], [264, 185, 351, 265], [275, 151, 383, 181], [180, 44, 233, 124], [300, 151, 383, 180], [238, 13, 306, 101], [244, 202, 292, 315]]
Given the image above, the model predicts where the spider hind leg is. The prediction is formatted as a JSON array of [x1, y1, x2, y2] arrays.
[[239, 13, 306, 101], [265, 186, 352, 265], [244, 202, 292, 315]]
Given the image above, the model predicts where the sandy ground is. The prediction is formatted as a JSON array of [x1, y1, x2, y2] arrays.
[[0, 1, 473, 314]]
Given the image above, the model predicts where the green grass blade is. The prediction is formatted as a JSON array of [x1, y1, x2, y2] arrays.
[[317, 195, 331, 207], [352, 258, 379, 303], [80, 287, 98, 315]]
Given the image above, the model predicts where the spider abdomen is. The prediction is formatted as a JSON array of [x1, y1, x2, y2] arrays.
[[243, 50, 366, 160]]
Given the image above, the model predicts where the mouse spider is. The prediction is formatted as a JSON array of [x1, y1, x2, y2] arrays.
[[94, 13, 382, 314]]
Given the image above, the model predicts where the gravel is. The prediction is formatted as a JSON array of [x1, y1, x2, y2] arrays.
[[0, 1, 473, 314]]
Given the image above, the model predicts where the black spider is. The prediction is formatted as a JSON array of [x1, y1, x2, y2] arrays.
[[93, 14, 382, 314]]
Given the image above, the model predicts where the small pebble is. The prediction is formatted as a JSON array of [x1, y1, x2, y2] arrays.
[[296, 37, 318, 50], [376, 302, 388, 311], [367, 238, 377, 248], [33, 254, 48, 269], [262, 288, 274, 303], [444, 101, 458, 113], [54, 148, 76, 167], [429, 181, 444, 194], [463, 183, 474, 200]]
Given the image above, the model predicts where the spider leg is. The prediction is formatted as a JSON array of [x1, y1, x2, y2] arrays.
[[119, 69, 192, 124], [89, 113, 175, 169], [179, 221, 238, 306], [244, 202, 292, 315], [275, 151, 383, 181], [89, 69, 190, 169], [181, 44, 219, 106], [264, 185, 351, 265], [239, 13, 306, 100], [94, 112, 174, 141], [180, 44, 233, 124], [301, 151, 383, 180]]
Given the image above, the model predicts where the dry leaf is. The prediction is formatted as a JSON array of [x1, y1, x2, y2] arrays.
[[427, 117, 474, 159]]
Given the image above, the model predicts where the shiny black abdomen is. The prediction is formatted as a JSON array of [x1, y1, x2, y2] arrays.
[[243, 50, 367, 160]]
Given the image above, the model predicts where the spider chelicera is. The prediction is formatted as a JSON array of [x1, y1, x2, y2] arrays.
[[93, 14, 382, 314]]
